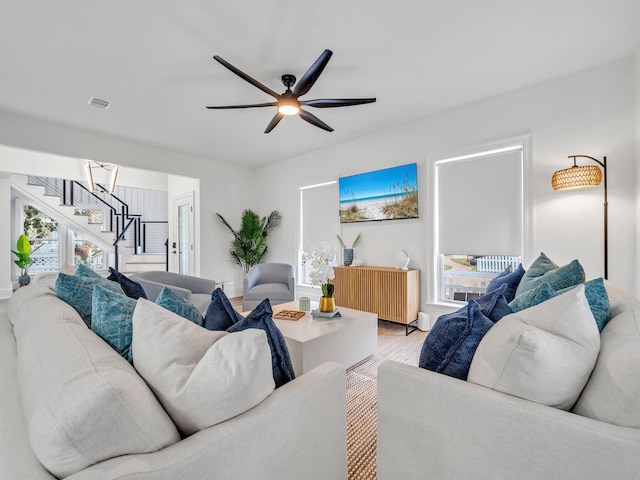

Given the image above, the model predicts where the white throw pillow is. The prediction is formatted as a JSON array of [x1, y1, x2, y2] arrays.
[[132, 299, 275, 436], [572, 304, 640, 426], [468, 285, 600, 410]]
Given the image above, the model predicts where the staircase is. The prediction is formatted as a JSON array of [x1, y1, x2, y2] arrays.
[[12, 175, 168, 272]]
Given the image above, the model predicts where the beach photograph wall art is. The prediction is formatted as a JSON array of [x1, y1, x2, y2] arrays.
[[339, 163, 419, 223]]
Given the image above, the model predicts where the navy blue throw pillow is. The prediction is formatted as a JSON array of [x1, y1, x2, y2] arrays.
[[485, 264, 526, 302], [475, 283, 512, 322], [204, 290, 295, 388], [419, 300, 494, 380], [107, 267, 147, 300], [204, 288, 243, 330]]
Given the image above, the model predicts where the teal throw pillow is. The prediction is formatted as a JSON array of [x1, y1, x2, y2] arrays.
[[91, 285, 137, 362], [156, 287, 204, 326], [557, 278, 610, 332], [515, 253, 584, 297], [55, 272, 124, 327], [75, 263, 103, 279], [509, 282, 558, 312], [419, 300, 494, 380]]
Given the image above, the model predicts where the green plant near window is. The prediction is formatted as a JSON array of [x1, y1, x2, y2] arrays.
[[12, 234, 33, 277], [217, 209, 282, 274]]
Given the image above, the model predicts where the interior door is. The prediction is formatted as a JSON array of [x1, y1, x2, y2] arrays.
[[172, 192, 195, 275]]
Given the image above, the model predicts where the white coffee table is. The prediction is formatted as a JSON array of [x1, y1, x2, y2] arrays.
[[271, 301, 378, 376]]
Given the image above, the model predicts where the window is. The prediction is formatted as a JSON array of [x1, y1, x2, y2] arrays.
[[434, 140, 530, 303], [299, 181, 338, 285], [23, 206, 59, 274], [73, 233, 105, 270]]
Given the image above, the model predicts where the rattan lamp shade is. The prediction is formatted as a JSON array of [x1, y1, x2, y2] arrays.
[[551, 165, 602, 191]]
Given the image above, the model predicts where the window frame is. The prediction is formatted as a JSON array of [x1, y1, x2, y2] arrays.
[[429, 135, 533, 305]]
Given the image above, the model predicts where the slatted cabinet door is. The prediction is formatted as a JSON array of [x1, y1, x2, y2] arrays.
[[333, 266, 420, 324]]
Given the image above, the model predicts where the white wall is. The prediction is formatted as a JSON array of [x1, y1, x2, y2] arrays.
[[0, 111, 252, 297], [636, 49, 640, 298], [254, 57, 638, 307]]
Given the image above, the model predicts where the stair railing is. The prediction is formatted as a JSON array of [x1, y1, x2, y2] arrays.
[[28, 175, 168, 268]]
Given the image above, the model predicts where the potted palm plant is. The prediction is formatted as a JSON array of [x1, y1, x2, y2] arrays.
[[217, 209, 282, 274], [12, 234, 34, 287]]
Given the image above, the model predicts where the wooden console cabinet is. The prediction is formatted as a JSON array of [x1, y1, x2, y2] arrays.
[[333, 266, 420, 326]]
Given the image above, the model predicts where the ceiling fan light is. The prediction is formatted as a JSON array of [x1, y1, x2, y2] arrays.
[[278, 103, 300, 116]]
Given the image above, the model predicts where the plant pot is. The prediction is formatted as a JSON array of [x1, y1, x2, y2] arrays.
[[319, 296, 336, 313], [343, 248, 354, 266], [18, 275, 31, 287]]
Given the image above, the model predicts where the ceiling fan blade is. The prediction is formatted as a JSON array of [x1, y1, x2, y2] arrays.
[[206, 102, 277, 109], [300, 98, 377, 108], [298, 109, 334, 132], [213, 55, 280, 99], [293, 49, 333, 97], [264, 112, 284, 133]]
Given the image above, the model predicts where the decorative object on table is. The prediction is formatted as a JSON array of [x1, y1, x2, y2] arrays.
[[272, 310, 306, 321], [216, 209, 282, 274], [12, 233, 35, 287], [394, 249, 410, 270], [311, 309, 342, 318], [206, 49, 376, 133], [337, 233, 361, 266], [551, 154, 608, 279], [298, 296, 311, 311], [351, 258, 364, 267], [301, 242, 337, 313]]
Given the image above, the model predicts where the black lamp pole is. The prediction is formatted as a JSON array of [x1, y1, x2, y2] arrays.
[[568, 155, 608, 279]]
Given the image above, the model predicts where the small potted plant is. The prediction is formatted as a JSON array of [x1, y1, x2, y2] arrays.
[[12, 233, 34, 287], [336, 233, 361, 266]]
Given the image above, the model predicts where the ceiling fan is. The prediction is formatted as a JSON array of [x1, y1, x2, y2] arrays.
[[206, 49, 376, 133]]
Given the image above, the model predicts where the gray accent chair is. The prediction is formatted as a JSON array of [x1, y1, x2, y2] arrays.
[[129, 271, 217, 314], [242, 263, 295, 311]]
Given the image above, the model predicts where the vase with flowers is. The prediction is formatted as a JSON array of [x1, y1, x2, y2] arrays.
[[302, 242, 337, 312]]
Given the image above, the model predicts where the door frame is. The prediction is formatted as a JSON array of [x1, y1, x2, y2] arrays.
[[171, 191, 195, 275]]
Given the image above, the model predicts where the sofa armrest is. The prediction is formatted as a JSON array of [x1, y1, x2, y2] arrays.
[[68, 362, 348, 480], [377, 360, 640, 480]]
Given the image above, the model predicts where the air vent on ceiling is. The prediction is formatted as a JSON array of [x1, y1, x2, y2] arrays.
[[87, 96, 111, 109]]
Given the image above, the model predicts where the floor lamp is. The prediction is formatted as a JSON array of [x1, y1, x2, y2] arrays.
[[551, 155, 608, 279]]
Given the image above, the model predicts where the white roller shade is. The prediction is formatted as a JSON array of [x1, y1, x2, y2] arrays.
[[437, 148, 522, 255], [301, 182, 339, 251]]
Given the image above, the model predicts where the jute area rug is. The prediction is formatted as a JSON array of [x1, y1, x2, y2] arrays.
[[346, 321, 428, 480]]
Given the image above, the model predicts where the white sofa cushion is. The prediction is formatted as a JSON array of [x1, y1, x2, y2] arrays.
[[132, 299, 275, 436], [468, 285, 600, 410], [9, 287, 180, 478], [572, 303, 640, 426]]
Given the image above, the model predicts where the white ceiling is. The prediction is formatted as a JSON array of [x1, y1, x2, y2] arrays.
[[1, 1, 639, 168]]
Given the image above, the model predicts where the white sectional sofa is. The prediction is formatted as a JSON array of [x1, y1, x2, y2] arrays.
[[0, 285, 348, 479], [377, 283, 640, 479]]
